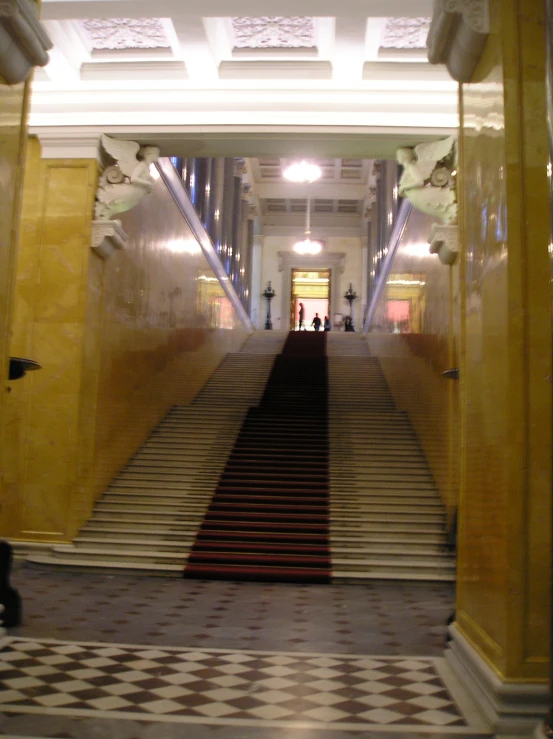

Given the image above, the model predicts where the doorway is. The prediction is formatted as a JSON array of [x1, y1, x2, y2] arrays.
[[290, 269, 330, 330]]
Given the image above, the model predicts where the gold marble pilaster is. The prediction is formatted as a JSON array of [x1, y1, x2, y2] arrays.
[[2, 140, 248, 542], [456, 0, 551, 683], [0, 76, 31, 534], [2, 139, 98, 541]]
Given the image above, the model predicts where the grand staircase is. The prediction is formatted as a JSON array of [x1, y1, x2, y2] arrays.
[[27, 332, 287, 575], [27, 331, 454, 582], [327, 333, 454, 581]]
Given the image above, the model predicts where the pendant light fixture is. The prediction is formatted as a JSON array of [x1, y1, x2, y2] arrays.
[[293, 193, 322, 255], [283, 159, 323, 255]]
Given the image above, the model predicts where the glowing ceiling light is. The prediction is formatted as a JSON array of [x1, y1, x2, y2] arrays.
[[293, 239, 322, 255], [283, 160, 322, 183]]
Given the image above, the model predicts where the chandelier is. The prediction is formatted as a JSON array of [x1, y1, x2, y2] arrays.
[[283, 160, 322, 183], [284, 159, 323, 255], [293, 194, 322, 255]]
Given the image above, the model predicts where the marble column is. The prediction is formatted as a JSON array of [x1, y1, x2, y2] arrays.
[[231, 171, 242, 290], [191, 158, 210, 226], [208, 158, 225, 259], [221, 158, 236, 275], [448, 1, 551, 734], [250, 232, 263, 329]]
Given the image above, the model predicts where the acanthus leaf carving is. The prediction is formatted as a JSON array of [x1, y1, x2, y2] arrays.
[[381, 17, 431, 49], [231, 17, 315, 49], [80, 18, 170, 50]]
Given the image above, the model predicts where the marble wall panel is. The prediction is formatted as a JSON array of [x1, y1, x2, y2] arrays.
[[3, 144, 248, 542], [367, 207, 459, 523]]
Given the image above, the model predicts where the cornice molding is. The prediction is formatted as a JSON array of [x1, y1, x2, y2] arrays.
[[219, 60, 331, 80], [278, 250, 345, 274], [427, 0, 489, 82], [80, 61, 188, 81], [33, 132, 102, 160]]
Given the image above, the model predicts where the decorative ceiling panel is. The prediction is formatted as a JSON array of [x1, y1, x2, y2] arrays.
[[381, 17, 431, 49], [80, 18, 171, 50], [231, 17, 315, 49]]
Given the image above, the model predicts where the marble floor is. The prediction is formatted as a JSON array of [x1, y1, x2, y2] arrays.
[[0, 565, 490, 739]]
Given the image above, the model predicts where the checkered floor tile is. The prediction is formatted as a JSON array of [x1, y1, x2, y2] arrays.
[[0, 638, 487, 733]]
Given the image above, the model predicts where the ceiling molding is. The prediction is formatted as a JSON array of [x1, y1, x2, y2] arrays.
[[362, 60, 452, 81], [80, 60, 188, 80], [40, 1, 435, 21], [218, 60, 332, 79], [255, 183, 367, 199], [278, 250, 346, 273]]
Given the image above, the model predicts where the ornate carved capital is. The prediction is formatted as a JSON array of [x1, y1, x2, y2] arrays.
[[443, 0, 489, 33], [90, 219, 128, 260], [0, 0, 52, 84], [427, 0, 489, 82], [428, 224, 459, 265]]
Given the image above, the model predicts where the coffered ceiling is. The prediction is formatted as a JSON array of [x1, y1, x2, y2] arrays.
[[33, 0, 456, 238], [33, 0, 457, 140], [244, 157, 376, 237]]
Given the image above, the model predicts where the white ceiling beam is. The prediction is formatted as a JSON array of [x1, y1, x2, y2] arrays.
[[332, 17, 367, 83], [256, 183, 367, 199], [40, 19, 88, 82], [263, 224, 363, 237], [263, 213, 361, 228], [29, 126, 457, 160], [365, 17, 387, 61], [169, 17, 218, 83], [41, 0, 433, 21]]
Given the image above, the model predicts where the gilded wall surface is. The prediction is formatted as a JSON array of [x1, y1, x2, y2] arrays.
[[0, 80, 29, 520], [367, 207, 460, 522], [2, 142, 248, 541]]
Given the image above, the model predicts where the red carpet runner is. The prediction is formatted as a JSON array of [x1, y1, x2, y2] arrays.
[[184, 331, 330, 582]]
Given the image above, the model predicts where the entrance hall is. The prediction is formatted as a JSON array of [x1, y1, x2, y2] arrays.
[[0, 0, 551, 737]]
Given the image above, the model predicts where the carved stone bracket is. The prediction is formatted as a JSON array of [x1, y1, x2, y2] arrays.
[[90, 219, 128, 260], [0, 0, 52, 84], [427, 0, 489, 82], [428, 223, 459, 265]]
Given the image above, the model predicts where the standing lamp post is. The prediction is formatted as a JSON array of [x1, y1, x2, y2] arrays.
[[344, 283, 358, 321], [263, 281, 276, 330]]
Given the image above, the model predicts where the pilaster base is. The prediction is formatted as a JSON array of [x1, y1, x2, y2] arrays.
[[446, 624, 549, 738]]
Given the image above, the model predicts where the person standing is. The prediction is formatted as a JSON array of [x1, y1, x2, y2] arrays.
[[312, 313, 322, 331], [298, 302, 305, 330], [323, 316, 331, 331]]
